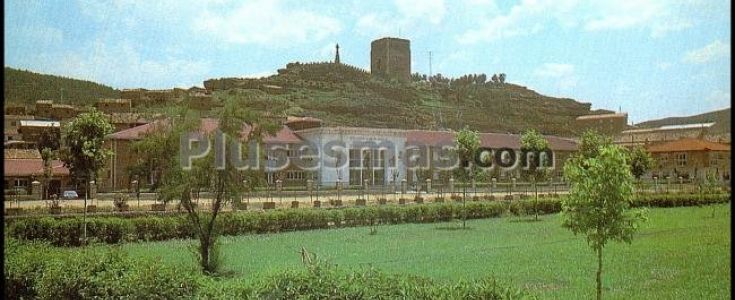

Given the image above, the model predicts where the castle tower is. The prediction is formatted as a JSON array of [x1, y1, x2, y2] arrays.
[[370, 37, 411, 82], [335, 43, 341, 64]]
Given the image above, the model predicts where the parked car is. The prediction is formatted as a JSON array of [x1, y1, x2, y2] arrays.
[[62, 190, 79, 199]]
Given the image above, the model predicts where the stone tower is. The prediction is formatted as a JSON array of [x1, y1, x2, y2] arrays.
[[335, 43, 340, 64], [370, 37, 410, 82]]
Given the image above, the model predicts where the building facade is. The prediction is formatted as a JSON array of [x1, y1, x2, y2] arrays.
[[645, 138, 730, 181]]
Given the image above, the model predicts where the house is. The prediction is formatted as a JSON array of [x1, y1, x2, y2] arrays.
[[101, 118, 306, 191], [575, 113, 629, 136], [96, 98, 132, 114], [3, 148, 70, 198], [645, 138, 730, 181], [17, 120, 61, 147], [615, 122, 715, 147]]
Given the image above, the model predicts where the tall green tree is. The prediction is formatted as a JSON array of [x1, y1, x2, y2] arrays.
[[520, 129, 550, 221], [60, 108, 114, 243], [627, 146, 654, 180], [561, 133, 646, 300], [159, 95, 277, 274], [60, 108, 114, 193]]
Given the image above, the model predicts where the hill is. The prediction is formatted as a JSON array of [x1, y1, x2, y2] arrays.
[[3, 67, 120, 107], [202, 62, 612, 137], [3, 63, 613, 137], [636, 108, 730, 134]]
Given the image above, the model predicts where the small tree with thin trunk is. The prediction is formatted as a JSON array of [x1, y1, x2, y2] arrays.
[[561, 138, 647, 300], [159, 96, 277, 274], [59, 108, 114, 244], [626, 145, 654, 194], [520, 129, 550, 221], [453, 127, 483, 228]]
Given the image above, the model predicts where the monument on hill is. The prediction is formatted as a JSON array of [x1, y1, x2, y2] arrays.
[[370, 37, 411, 82]]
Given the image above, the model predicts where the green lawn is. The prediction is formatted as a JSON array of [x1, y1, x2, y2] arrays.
[[116, 204, 730, 299]]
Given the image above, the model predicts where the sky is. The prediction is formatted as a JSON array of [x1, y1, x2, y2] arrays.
[[4, 0, 732, 124]]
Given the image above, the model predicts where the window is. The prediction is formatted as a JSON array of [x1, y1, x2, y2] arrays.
[[710, 152, 722, 166], [286, 171, 304, 181], [676, 153, 687, 167]]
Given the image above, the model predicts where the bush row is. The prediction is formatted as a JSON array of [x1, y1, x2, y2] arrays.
[[7, 193, 730, 247], [4, 238, 532, 299]]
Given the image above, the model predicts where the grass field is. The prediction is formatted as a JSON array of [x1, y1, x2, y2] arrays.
[[102, 204, 731, 299]]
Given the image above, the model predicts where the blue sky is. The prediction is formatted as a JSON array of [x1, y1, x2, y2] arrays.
[[4, 0, 731, 123]]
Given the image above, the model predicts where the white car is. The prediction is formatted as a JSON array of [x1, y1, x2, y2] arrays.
[[62, 190, 79, 199]]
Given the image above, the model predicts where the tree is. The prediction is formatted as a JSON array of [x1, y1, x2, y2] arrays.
[[491, 74, 499, 83], [159, 95, 277, 274], [520, 129, 550, 221], [499, 73, 506, 84], [561, 137, 646, 300], [60, 108, 114, 244], [453, 127, 483, 228], [627, 145, 654, 180], [37, 127, 60, 151], [40, 147, 54, 199]]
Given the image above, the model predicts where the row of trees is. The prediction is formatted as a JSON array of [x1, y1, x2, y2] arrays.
[[454, 128, 651, 299], [410, 72, 507, 86]]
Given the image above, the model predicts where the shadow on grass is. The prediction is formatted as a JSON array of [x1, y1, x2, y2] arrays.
[[508, 217, 544, 223], [435, 225, 474, 231]]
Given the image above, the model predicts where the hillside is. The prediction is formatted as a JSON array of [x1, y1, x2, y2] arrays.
[[3, 64, 613, 137], [3, 67, 120, 107], [202, 62, 612, 137], [636, 108, 730, 134]]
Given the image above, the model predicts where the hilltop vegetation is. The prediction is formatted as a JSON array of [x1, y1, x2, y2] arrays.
[[3, 67, 119, 107], [4, 63, 613, 136], [203, 62, 612, 136], [636, 107, 731, 134]]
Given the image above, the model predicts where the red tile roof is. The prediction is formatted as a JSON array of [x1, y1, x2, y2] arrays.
[[406, 130, 577, 151], [646, 138, 730, 153], [106, 120, 165, 140], [107, 118, 301, 143], [4, 159, 69, 177]]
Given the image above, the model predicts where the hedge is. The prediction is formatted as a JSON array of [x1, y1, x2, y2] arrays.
[[6, 193, 730, 247], [4, 238, 533, 299]]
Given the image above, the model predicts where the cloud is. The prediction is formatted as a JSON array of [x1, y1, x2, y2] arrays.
[[457, 0, 697, 44], [457, 0, 578, 44], [534, 63, 579, 90], [193, 0, 341, 46], [394, 0, 445, 24], [242, 71, 276, 79], [355, 13, 394, 37], [36, 39, 210, 89], [683, 40, 731, 64]]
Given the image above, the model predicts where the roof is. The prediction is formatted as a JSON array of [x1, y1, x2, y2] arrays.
[[646, 138, 730, 153], [106, 120, 167, 140], [4, 149, 41, 159], [406, 130, 578, 151], [658, 122, 715, 130], [19, 120, 60, 127], [97, 98, 131, 104], [623, 122, 714, 134], [576, 113, 628, 120], [106, 118, 302, 143], [4, 159, 69, 177], [286, 116, 323, 123], [199, 118, 301, 143], [108, 113, 148, 124]]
